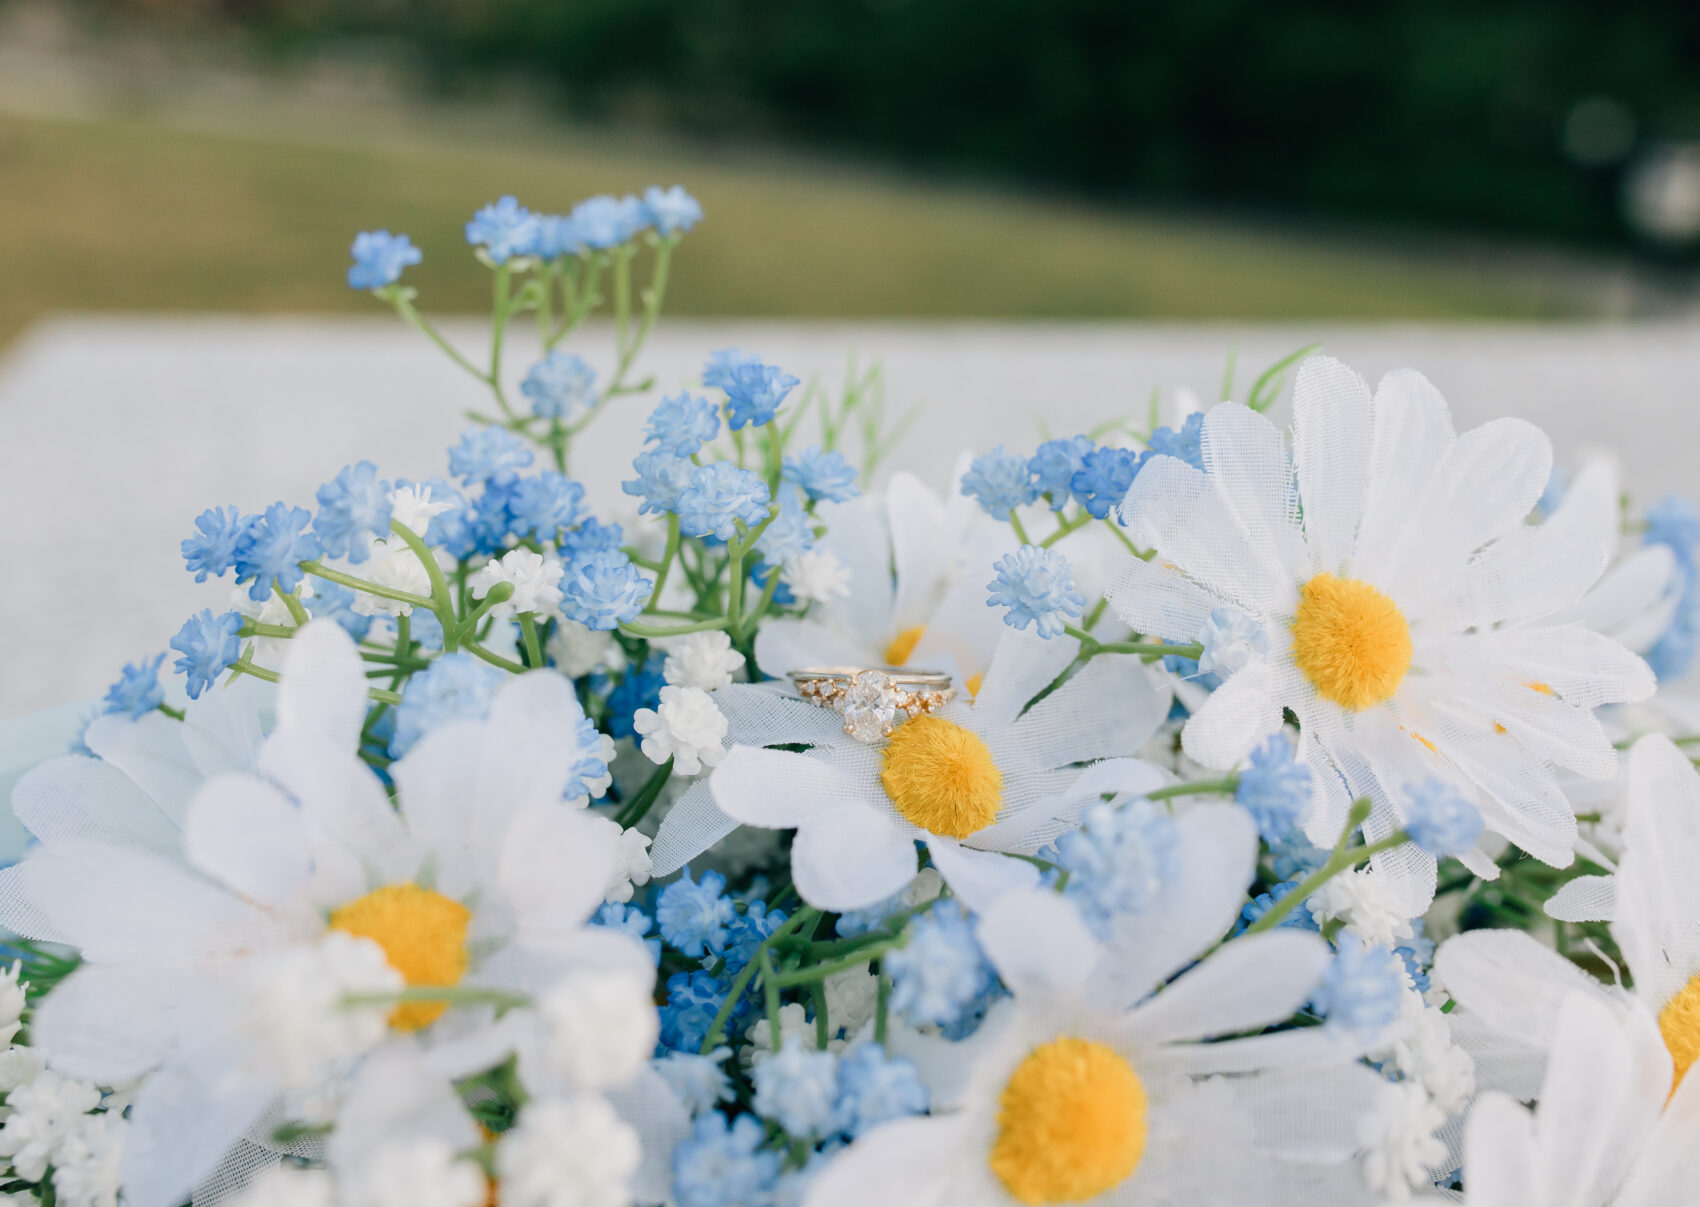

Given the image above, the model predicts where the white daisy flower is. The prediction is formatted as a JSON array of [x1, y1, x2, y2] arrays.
[[1459, 990, 1700, 1207], [1436, 734, 1700, 1105], [0, 622, 654, 1207], [662, 630, 746, 691], [755, 467, 1016, 694], [633, 685, 729, 776], [806, 888, 1382, 1207], [1109, 357, 1654, 913], [468, 548, 565, 619], [661, 628, 1170, 913]]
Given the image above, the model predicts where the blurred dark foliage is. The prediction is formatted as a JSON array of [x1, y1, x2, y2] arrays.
[[87, 0, 1700, 249]]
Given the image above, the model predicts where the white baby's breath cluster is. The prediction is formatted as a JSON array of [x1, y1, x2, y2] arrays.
[[13, 190, 1700, 1207]]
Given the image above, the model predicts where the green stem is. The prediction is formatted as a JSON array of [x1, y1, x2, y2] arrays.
[[301, 561, 435, 611], [277, 585, 310, 626], [644, 514, 682, 614], [1041, 511, 1094, 547], [1244, 800, 1411, 934], [760, 948, 783, 1050], [875, 970, 891, 1048], [455, 582, 514, 642], [344, 985, 531, 1012], [519, 614, 544, 668], [701, 908, 818, 1054], [462, 639, 527, 674], [621, 616, 731, 639], [388, 520, 460, 653], [771, 939, 906, 987], [386, 289, 488, 383], [488, 263, 516, 417], [1102, 519, 1142, 556], [1147, 776, 1238, 800], [615, 758, 674, 829], [1009, 512, 1033, 545]]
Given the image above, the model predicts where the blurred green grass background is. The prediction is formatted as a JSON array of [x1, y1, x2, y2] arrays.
[[0, 106, 1598, 347]]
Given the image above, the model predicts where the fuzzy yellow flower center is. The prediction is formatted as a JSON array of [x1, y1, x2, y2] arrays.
[[989, 1037, 1148, 1204], [885, 624, 926, 666], [329, 883, 471, 1031], [1659, 973, 1700, 1093], [1289, 573, 1413, 711], [880, 715, 1002, 839]]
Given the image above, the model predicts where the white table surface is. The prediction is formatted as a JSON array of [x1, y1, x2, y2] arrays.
[[3, 315, 1698, 719]]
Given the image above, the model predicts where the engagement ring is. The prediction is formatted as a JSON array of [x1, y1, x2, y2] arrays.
[[788, 667, 955, 743]]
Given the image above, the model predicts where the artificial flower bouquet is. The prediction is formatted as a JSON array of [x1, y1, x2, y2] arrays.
[[2, 184, 1699, 1207]]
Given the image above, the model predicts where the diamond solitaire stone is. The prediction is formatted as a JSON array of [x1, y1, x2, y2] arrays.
[[841, 670, 900, 742]]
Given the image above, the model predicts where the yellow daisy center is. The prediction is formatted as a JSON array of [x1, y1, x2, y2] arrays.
[[880, 715, 1002, 839], [990, 1037, 1148, 1204], [329, 882, 471, 1031], [1289, 573, 1412, 711], [885, 624, 926, 666], [1659, 973, 1700, 1093]]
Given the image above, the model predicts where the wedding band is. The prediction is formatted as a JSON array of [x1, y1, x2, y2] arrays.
[[788, 667, 956, 743]]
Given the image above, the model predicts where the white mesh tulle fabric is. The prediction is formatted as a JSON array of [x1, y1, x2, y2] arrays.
[[10, 757, 181, 855], [1545, 874, 1616, 923], [1123, 455, 1298, 616], [1104, 556, 1218, 642], [1289, 356, 1373, 576], [82, 712, 201, 826], [191, 1105, 326, 1207]]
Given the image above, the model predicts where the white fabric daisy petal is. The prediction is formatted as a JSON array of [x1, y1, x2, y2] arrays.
[[183, 774, 312, 906], [329, 1042, 482, 1172], [1123, 455, 1297, 616], [967, 629, 1082, 736], [1392, 417, 1552, 619], [122, 1060, 275, 1207], [709, 746, 855, 829], [1460, 1090, 1538, 1207], [1352, 367, 1456, 591], [1617, 733, 1700, 1003], [974, 887, 1100, 998], [18, 842, 297, 961], [31, 963, 204, 1083], [480, 671, 598, 816], [10, 756, 181, 855], [274, 620, 370, 754], [1120, 930, 1330, 1046], [791, 805, 917, 911], [604, 1063, 692, 1207], [390, 719, 485, 900], [1433, 929, 1614, 1047], [924, 838, 1040, 915], [1008, 652, 1169, 769], [1090, 804, 1258, 1010], [753, 619, 869, 680], [1544, 874, 1616, 923], [648, 780, 739, 880], [1104, 554, 1221, 643], [1617, 1054, 1700, 1207], [802, 1114, 960, 1207], [259, 730, 417, 887], [1180, 660, 1281, 769], [499, 803, 621, 943], [888, 471, 954, 631], [1556, 544, 1679, 651], [1290, 355, 1373, 576], [82, 711, 201, 826], [1199, 400, 1307, 583], [1532, 992, 1668, 1207]]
